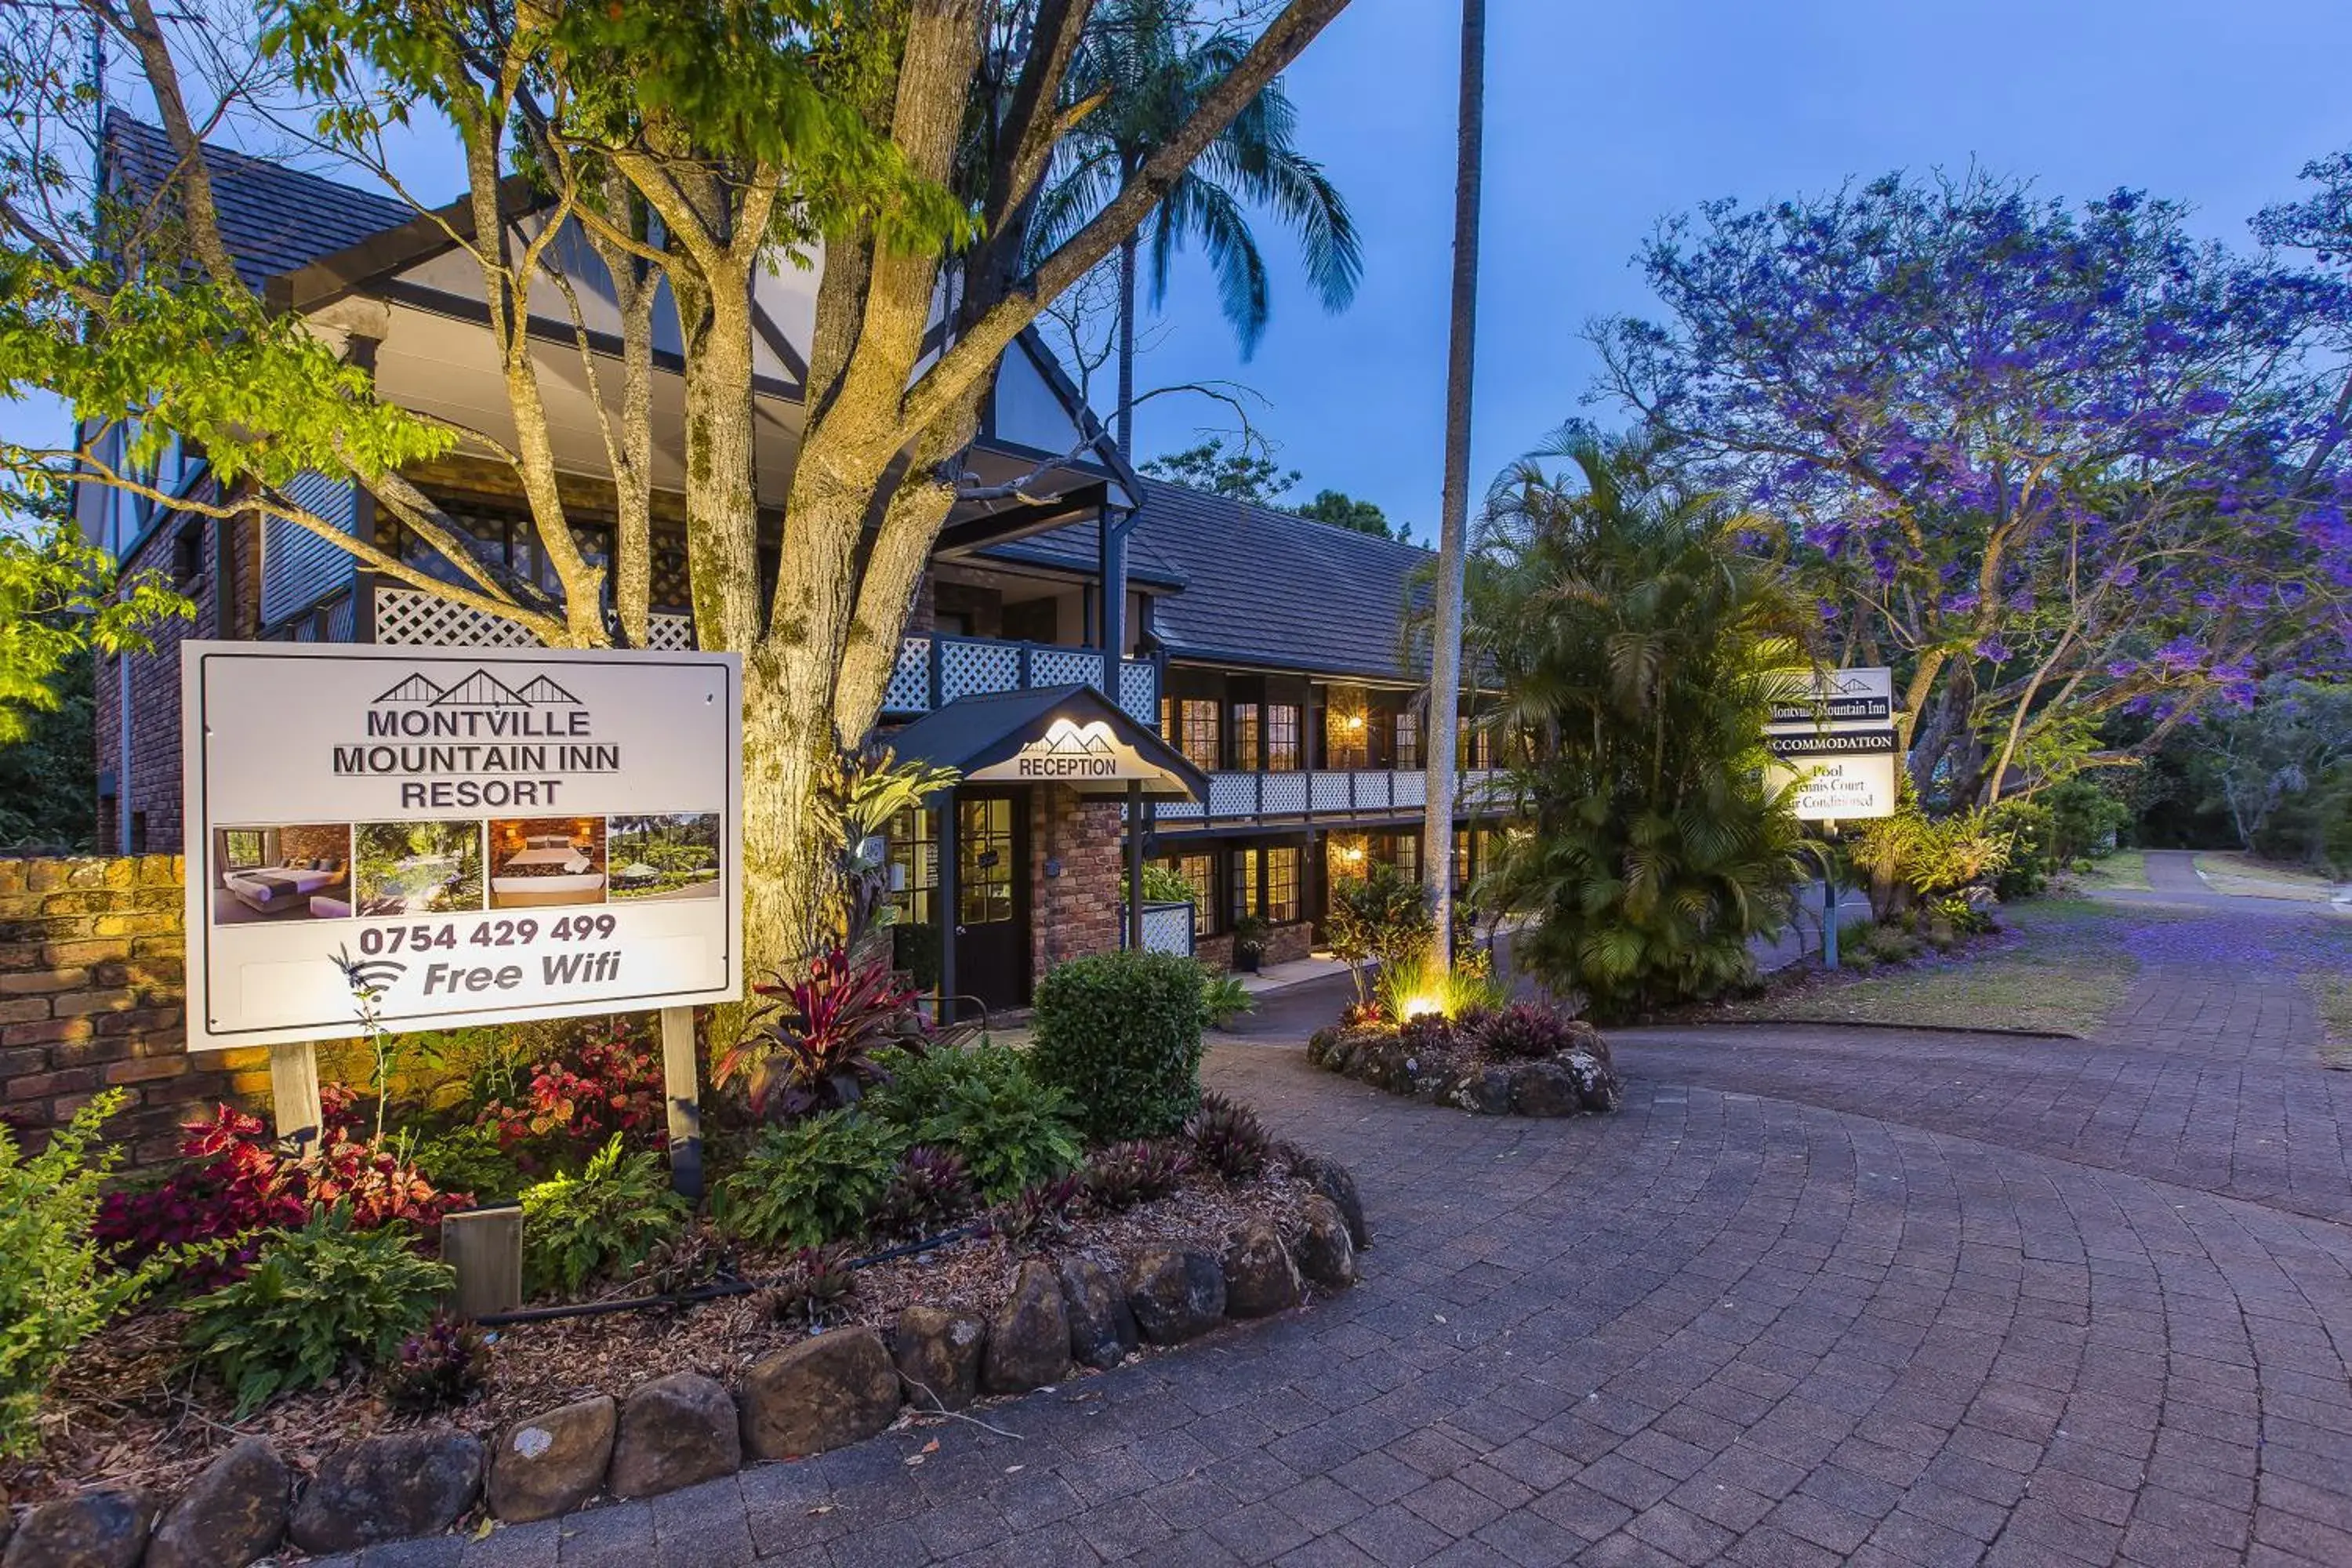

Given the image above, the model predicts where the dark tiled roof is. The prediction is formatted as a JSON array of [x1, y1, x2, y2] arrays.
[[1127, 484, 1432, 683], [883, 684, 1206, 800], [974, 514, 1185, 587], [105, 115, 416, 292]]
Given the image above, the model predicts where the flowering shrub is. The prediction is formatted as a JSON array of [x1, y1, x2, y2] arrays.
[[95, 1105, 470, 1289], [476, 1022, 666, 1163]]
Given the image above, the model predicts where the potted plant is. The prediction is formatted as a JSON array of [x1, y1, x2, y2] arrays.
[[1231, 915, 1273, 975]]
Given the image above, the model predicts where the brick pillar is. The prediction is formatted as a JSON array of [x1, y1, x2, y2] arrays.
[[1029, 787, 1125, 984]]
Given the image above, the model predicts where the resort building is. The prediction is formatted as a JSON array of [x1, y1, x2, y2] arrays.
[[78, 119, 1499, 1017]]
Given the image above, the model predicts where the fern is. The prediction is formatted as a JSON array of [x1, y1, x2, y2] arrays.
[[520, 1134, 688, 1298]]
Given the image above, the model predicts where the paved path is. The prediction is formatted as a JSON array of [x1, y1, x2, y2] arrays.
[[350, 891, 2352, 1568]]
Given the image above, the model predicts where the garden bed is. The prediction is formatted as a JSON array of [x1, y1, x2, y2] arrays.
[[1309, 1000, 1622, 1116]]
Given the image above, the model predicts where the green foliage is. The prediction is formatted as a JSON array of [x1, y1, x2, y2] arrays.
[[1374, 945, 1505, 1022], [407, 1124, 526, 1205], [0, 644, 96, 848], [1141, 438, 1297, 503], [867, 1042, 1082, 1201], [379, 1316, 492, 1413], [1031, 950, 1208, 1142], [0, 1091, 151, 1457], [0, 508, 191, 747], [1849, 786, 2016, 919], [1184, 1091, 1269, 1181], [519, 1134, 688, 1298], [1472, 437, 1811, 1017], [1123, 862, 1196, 906], [715, 1112, 906, 1249], [2175, 680, 2352, 873], [1292, 488, 1410, 544], [1082, 1139, 1193, 1210], [1327, 863, 1435, 1004], [180, 1207, 452, 1416], [1198, 969, 1254, 1027]]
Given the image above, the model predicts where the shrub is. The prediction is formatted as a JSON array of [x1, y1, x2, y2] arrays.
[[181, 1207, 452, 1415], [1185, 1092, 1270, 1181], [1375, 946, 1506, 1023], [1200, 970, 1254, 1028], [1031, 949, 1207, 1142], [1123, 862, 1196, 906], [1083, 1140, 1193, 1210], [520, 1134, 689, 1298], [0, 1091, 152, 1458], [1465, 1001, 1582, 1061], [475, 1023, 665, 1167], [408, 1124, 526, 1204], [872, 1146, 976, 1237], [879, 1044, 1082, 1200], [1327, 864, 1435, 1004], [715, 1112, 906, 1249], [985, 1175, 1086, 1247], [380, 1316, 492, 1412], [716, 949, 931, 1120], [752, 1245, 858, 1328]]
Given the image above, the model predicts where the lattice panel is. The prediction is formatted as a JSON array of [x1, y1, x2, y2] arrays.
[[1357, 772, 1392, 811], [1262, 774, 1308, 815], [1030, 647, 1101, 688], [938, 637, 1020, 702], [1119, 660, 1158, 725], [1156, 796, 1203, 821], [1394, 771, 1426, 808], [374, 586, 542, 648], [1311, 772, 1352, 811], [884, 637, 932, 712], [644, 613, 695, 651], [1136, 902, 1195, 956], [1207, 773, 1257, 818]]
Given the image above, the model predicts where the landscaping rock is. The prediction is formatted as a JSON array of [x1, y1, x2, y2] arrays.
[[1563, 1019, 1611, 1064], [741, 1329, 900, 1461], [145, 1437, 289, 1568], [1510, 1059, 1583, 1117], [1126, 1247, 1226, 1343], [489, 1395, 616, 1524], [608, 1370, 740, 1498], [1290, 1196, 1358, 1287], [1056, 1250, 1139, 1369], [1293, 1154, 1370, 1250], [895, 1306, 985, 1411], [288, 1431, 481, 1555], [2, 1488, 153, 1568], [1221, 1221, 1301, 1317], [1563, 1049, 1622, 1112], [982, 1259, 1072, 1394]]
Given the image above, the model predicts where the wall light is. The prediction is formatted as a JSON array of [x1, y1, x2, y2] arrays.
[[1341, 844, 1366, 864], [1343, 713, 1366, 732]]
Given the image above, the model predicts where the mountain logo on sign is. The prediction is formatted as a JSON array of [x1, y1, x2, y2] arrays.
[[372, 669, 582, 707]]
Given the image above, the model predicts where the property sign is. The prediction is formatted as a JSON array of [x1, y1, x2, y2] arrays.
[[180, 643, 742, 1051], [969, 717, 1163, 783], [1765, 666, 1898, 821]]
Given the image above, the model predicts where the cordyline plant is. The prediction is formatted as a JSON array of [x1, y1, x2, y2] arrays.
[[1594, 166, 2352, 806], [717, 947, 934, 1120], [0, 0, 1352, 1041]]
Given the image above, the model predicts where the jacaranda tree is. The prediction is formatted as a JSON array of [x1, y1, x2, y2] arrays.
[[1472, 435, 1814, 1018], [1595, 168, 2352, 807]]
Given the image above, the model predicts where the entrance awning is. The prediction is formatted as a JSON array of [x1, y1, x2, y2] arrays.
[[883, 684, 1207, 801]]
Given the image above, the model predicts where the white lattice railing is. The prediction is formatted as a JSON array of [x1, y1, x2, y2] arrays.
[[376, 588, 695, 652], [1151, 769, 1497, 827], [1129, 901, 1195, 956], [879, 633, 1160, 725]]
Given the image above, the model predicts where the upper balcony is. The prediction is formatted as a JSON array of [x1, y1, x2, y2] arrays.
[[1154, 768, 1503, 829], [371, 585, 1161, 728]]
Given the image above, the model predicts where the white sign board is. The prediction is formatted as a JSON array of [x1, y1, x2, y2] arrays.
[[181, 643, 742, 1051], [1764, 666, 1899, 821]]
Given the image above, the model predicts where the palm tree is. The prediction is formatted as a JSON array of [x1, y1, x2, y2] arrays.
[[1421, 0, 1483, 966], [1472, 435, 1817, 1017], [1029, 0, 1363, 457]]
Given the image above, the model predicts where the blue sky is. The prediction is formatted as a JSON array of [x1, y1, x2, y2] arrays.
[[11, 0, 2352, 539], [1130, 0, 2352, 535]]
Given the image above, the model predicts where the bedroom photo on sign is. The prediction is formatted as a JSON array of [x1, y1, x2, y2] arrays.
[[354, 821, 485, 916], [488, 818, 608, 909], [210, 825, 351, 924]]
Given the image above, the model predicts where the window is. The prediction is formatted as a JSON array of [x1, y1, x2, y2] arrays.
[[1233, 703, 1261, 771], [1165, 854, 1214, 935], [1454, 829, 1472, 893], [1394, 710, 1421, 770], [1230, 848, 1262, 924], [959, 797, 1016, 924], [1002, 597, 1058, 644], [886, 808, 938, 926], [1385, 831, 1419, 886], [172, 522, 205, 586], [1267, 705, 1301, 771], [222, 829, 265, 869], [1178, 699, 1221, 773], [1265, 847, 1301, 924]]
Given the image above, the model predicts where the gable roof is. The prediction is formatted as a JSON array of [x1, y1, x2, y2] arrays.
[[103, 114, 415, 293], [1126, 484, 1432, 684], [882, 684, 1207, 800]]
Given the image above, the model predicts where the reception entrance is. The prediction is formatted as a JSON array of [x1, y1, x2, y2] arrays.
[[953, 792, 1028, 1014]]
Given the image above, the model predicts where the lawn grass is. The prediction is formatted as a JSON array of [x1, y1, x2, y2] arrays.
[[1708, 898, 2141, 1037], [2311, 975, 2352, 1069], [2069, 848, 2151, 892], [2194, 851, 2339, 902]]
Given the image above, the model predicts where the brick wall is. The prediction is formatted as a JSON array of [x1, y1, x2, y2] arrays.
[[0, 855, 267, 1165], [1029, 787, 1124, 983]]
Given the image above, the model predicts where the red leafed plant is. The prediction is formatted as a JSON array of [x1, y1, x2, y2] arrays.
[[477, 1025, 665, 1158], [716, 949, 930, 1120], [95, 1103, 470, 1288]]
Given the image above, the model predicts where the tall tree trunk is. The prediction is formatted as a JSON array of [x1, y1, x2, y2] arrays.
[[1421, 0, 1485, 964], [1116, 225, 1139, 460]]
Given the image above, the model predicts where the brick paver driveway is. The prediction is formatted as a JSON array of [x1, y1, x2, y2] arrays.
[[371, 879, 2352, 1568]]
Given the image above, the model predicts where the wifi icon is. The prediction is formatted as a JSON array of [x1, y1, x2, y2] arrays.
[[342, 958, 408, 993]]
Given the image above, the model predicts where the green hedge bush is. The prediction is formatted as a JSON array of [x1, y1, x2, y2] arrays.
[[867, 1042, 1082, 1200], [716, 1112, 906, 1249], [1030, 949, 1207, 1142]]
